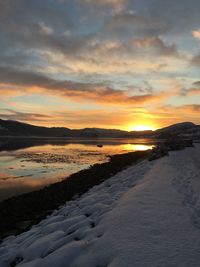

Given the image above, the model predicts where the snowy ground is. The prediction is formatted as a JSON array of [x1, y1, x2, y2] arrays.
[[1, 144, 200, 267]]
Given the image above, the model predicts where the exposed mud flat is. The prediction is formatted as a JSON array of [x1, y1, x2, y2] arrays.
[[18, 151, 110, 164]]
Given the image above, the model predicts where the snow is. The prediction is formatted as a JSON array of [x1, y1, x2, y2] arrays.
[[1, 145, 200, 266]]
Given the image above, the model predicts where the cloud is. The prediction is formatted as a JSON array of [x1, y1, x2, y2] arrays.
[[81, 0, 127, 11], [0, 108, 133, 129], [146, 0, 200, 34], [145, 104, 200, 127], [54, 109, 132, 128], [160, 104, 200, 116], [38, 22, 54, 35], [0, 2, 182, 71], [0, 0, 199, 129], [192, 29, 200, 40], [131, 37, 179, 57], [2, 104, 199, 130], [182, 89, 200, 96], [193, 81, 200, 87], [2, 22, 89, 59], [104, 12, 165, 37], [0, 18, 179, 73], [180, 81, 200, 96], [0, 0, 187, 92], [87, 37, 180, 59], [0, 109, 51, 122], [0, 66, 170, 106], [191, 54, 200, 66]]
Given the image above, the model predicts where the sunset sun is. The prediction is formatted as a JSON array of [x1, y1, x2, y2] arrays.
[[132, 125, 155, 131], [126, 123, 156, 131]]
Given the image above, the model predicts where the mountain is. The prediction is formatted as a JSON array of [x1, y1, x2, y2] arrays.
[[152, 122, 200, 139], [0, 119, 135, 138], [155, 122, 195, 134], [0, 119, 199, 139], [0, 119, 72, 137]]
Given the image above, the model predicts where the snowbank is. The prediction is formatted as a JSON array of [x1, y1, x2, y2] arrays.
[[1, 145, 200, 266]]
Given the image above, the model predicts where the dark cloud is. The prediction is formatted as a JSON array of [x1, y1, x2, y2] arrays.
[[191, 54, 200, 66], [0, 66, 165, 105], [0, 1, 197, 112], [103, 12, 166, 38], [180, 81, 200, 96], [193, 81, 200, 87], [0, 109, 51, 122], [0, 0, 184, 76], [0, 0, 72, 32], [145, 0, 200, 34]]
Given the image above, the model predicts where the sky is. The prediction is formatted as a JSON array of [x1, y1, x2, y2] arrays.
[[0, 0, 200, 131]]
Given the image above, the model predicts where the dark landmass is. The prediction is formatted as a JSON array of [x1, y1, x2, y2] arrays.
[[0, 150, 150, 239], [0, 118, 200, 139], [153, 122, 200, 139], [0, 119, 151, 138]]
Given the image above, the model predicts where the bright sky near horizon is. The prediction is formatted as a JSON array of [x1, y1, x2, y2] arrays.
[[0, 0, 200, 130]]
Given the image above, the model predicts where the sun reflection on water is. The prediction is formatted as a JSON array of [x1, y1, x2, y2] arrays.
[[122, 144, 155, 151]]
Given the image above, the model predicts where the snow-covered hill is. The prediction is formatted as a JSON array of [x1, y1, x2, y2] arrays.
[[153, 122, 200, 139], [1, 145, 200, 266]]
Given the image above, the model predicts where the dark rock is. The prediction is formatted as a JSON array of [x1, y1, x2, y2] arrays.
[[164, 137, 193, 151], [10, 256, 23, 267], [149, 138, 194, 161], [184, 139, 193, 147], [149, 146, 168, 161]]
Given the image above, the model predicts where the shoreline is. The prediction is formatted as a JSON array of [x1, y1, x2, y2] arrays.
[[0, 150, 150, 239], [1, 144, 199, 266], [0, 136, 157, 152]]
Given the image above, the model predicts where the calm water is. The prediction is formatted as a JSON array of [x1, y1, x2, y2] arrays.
[[0, 138, 155, 201]]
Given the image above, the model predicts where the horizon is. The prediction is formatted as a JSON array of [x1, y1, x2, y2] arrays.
[[0, 1, 200, 130], [0, 117, 197, 132]]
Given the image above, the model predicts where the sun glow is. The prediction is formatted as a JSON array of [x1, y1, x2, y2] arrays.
[[132, 125, 154, 131], [125, 124, 156, 131]]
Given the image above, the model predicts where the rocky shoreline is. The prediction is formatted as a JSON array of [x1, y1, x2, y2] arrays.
[[0, 138, 194, 240], [149, 138, 193, 161], [0, 150, 150, 239]]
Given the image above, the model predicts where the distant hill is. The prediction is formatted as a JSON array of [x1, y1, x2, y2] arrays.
[[0, 119, 151, 138], [152, 122, 200, 139], [0, 119, 72, 137], [0, 119, 199, 139]]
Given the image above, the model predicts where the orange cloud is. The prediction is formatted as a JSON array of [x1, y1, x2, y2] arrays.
[[82, 0, 126, 12], [192, 29, 200, 40], [148, 104, 200, 127], [1, 101, 200, 130], [0, 66, 174, 107]]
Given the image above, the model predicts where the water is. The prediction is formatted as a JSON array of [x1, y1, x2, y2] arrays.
[[0, 138, 155, 201]]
